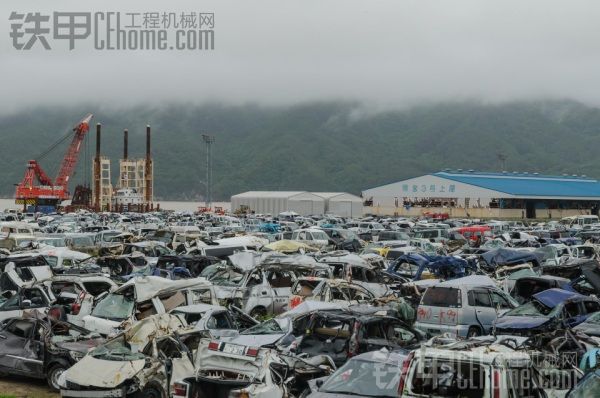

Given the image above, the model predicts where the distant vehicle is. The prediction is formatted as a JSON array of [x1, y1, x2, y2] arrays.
[[291, 228, 330, 249], [455, 225, 492, 242]]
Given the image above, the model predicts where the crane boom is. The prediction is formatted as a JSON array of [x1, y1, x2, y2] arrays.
[[54, 113, 93, 188]]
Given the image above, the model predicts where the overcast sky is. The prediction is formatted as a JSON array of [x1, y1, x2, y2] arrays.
[[3, 0, 600, 112]]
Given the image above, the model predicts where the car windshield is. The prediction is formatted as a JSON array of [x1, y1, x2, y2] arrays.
[[72, 237, 93, 246], [208, 268, 244, 287], [241, 318, 288, 335], [414, 230, 439, 239], [311, 231, 329, 240], [320, 359, 400, 398], [39, 238, 66, 247], [584, 311, 600, 325], [91, 293, 135, 321], [380, 231, 410, 240], [90, 335, 145, 361], [505, 300, 556, 317]]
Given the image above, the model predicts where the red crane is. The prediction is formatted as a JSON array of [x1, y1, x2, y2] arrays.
[[15, 114, 94, 210]]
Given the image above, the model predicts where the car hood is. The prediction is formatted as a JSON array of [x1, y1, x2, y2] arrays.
[[63, 355, 145, 388], [53, 337, 105, 353], [82, 315, 122, 336], [573, 323, 600, 335], [495, 315, 550, 330]]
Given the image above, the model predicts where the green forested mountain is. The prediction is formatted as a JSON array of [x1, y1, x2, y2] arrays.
[[1, 99, 599, 201]]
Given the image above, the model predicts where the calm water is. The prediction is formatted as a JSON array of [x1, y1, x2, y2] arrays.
[[0, 198, 231, 213]]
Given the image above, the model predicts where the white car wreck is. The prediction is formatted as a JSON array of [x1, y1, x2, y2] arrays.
[[82, 276, 218, 335], [60, 314, 201, 398]]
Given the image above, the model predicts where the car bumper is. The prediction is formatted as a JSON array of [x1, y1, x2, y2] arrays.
[[414, 322, 469, 337], [61, 388, 125, 398]]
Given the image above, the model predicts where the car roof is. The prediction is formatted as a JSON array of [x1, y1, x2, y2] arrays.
[[352, 349, 408, 365], [437, 275, 496, 288], [533, 288, 587, 308], [171, 303, 226, 313]]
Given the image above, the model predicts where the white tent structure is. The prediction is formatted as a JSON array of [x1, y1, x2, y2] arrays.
[[313, 192, 363, 217], [231, 191, 325, 216], [231, 191, 363, 216]]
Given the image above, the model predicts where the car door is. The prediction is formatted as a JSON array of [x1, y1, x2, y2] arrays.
[[361, 320, 391, 352], [247, 270, 274, 314], [0, 318, 42, 375], [467, 289, 497, 332], [0, 294, 23, 321], [266, 270, 294, 314]]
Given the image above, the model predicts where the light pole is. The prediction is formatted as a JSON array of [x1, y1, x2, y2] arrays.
[[202, 134, 215, 209]]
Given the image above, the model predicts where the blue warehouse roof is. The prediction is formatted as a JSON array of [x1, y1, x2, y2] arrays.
[[433, 170, 600, 198]]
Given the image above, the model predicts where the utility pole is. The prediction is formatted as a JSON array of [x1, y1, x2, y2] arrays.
[[202, 134, 215, 209], [497, 153, 507, 171]]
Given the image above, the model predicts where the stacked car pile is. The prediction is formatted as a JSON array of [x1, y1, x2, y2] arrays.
[[0, 210, 600, 396]]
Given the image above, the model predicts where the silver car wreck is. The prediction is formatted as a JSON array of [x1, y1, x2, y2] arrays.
[[205, 255, 330, 318]]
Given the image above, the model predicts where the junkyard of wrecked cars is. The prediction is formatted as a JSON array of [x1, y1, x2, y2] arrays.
[[1, 212, 600, 397]]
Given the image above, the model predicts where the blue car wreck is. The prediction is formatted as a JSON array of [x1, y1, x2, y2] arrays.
[[480, 248, 542, 271], [494, 288, 600, 336], [385, 253, 476, 282]]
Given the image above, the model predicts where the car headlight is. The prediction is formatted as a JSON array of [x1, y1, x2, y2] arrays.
[[69, 350, 85, 361]]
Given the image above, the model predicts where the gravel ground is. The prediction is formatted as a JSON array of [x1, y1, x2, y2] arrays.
[[0, 376, 58, 398]]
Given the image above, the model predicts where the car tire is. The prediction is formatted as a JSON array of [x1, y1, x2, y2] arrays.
[[47, 363, 68, 391], [139, 386, 163, 398], [467, 326, 481, 338]]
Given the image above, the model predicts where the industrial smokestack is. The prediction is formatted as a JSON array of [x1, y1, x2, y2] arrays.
[[96, 123, 101, 158], [123, 129, 128, 160], [145, 125, 152, 206], [146, 125, 151, 159]]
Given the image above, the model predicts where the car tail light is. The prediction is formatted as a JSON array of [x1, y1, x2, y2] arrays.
[[397, 351, 414, 395], [71, 302, 81, 315], [492, 370, 501, 398], [245, 347, 259, 357], [208, 341, 221, 351], [173, 382, 188, 397], [48, 307, 62, 320], [348, 321, 361, 357]]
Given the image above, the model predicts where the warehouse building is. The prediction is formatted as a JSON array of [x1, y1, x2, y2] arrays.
[[231, 191, 362, 217], [362, 170, 600, 219]]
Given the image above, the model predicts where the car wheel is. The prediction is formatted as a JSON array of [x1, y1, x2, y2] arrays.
[[467, 326, 481, 338], [139, 386, 163, 398], [112, 263, 124, 276], [47, 363, 67, 391], [250, 307, 267, 319]]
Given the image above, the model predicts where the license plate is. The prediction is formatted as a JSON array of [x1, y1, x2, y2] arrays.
[[222, 343, 245, 355]]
